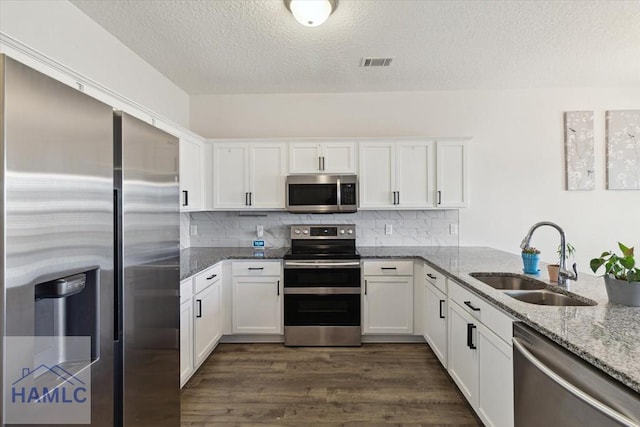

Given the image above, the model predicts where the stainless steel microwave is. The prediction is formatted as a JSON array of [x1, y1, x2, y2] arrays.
[[286, 174, 357, 213]]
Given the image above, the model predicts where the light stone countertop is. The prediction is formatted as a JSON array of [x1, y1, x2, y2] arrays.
[[180, 246, 290, 280], [180, 245, 640, 394]]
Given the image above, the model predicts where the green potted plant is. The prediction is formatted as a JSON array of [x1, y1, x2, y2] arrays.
[[522, 246, 541, 274], [548, 243, 576, 282], [590, 242, 640, 306]]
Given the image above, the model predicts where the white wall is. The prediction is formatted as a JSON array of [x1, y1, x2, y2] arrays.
[[0, 0, 190, 127], [191, 89, 640, 272]]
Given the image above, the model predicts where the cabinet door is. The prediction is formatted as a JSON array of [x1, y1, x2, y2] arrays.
[[249, 143, 286, 209], [232, 276, 282, 334], [396, 141, 435, 208], [213, 143, 250, 209], [179, 138, 203, 211], [448, 301, 479, 407], [193, 280, 222, 367], [289, 143, 322, 173], [363, 276, 413, 334], [358, 142, 395, 208], [424, 282, 448, 368], [321, 142, 356, 173], [180, 300, 194, 388], [436, 140, 468, 207], [477, 325, 513, 427]]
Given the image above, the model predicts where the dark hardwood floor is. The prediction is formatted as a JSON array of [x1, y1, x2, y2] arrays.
[[181, 343, 480, 426]]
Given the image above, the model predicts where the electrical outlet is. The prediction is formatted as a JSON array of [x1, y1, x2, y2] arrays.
[[256, 225, 264, 237], [450, 224, 458, 235], [190, 225, 198, 236], [385, 224, 393, 235]]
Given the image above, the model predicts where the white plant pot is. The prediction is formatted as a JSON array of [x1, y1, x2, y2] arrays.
[[604, 275, 640, 307]]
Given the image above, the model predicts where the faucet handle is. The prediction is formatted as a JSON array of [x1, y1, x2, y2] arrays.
[[560, 263, 578, 281]]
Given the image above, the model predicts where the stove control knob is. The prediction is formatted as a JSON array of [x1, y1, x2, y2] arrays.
[[294, 229, 301, 234], [339, 229, 346, 235], [347, 229, 354, 235], [302, 230, 309, 235]]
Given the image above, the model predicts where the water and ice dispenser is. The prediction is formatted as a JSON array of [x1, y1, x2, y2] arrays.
[[34, 269, 99, 366]]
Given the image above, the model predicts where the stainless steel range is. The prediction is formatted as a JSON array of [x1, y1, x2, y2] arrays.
[[283, 225, 361, 346]]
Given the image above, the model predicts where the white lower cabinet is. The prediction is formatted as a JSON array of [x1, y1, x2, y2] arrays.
[[180, 263, 223, 388], [448, 301, 480, 405], [477, 324, 513, 427], [179, 298, 194, 388], [193, 276, 222, 367], [363, 261, 414, 334], [424, 279, 448, 367], [232, 261, 282, 334], [447, 279, 514, 427]]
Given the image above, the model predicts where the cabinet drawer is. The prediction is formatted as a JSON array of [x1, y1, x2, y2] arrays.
[[194, 263, 222, 294], [232, 261, 281, 276], [448, 279, 513, 344], [363, 260, 413, 276], [180, 278, 193, 304], [424, 263, 447, 294]]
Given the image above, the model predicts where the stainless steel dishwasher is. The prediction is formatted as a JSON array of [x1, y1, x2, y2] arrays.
[[513, 322, 640, 427]]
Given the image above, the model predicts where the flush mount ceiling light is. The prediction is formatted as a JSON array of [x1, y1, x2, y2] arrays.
[[284, 0, 338, 27]]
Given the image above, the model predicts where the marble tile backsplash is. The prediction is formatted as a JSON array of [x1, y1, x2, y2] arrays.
[[184, 210, 459, 248], [180, 213, 191, 249]]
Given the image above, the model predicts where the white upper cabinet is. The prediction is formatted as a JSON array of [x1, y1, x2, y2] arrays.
[[396, 142, 436, 207], [436, 140, 469, 207], [250, 144, 287, 209], [289, 141, 356, 174], [359, 140, 435, 209], [213, 143, 249, 209], [359, 142, 395, 208], [179, 138, 203, 211], [212, 142, 287, 210]]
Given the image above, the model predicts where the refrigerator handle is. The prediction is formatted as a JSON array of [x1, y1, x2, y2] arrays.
[[113, 188, 122, 342]]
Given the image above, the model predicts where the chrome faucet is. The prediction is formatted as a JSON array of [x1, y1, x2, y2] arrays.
[[520, 221, 578, 286]]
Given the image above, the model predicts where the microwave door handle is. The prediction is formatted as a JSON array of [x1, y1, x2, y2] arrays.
[[336, 177, 341, 210]]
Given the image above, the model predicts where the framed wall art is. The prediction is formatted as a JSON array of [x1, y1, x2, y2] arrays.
[[606, 110, 640, 190], [564, 111, 595, 191]]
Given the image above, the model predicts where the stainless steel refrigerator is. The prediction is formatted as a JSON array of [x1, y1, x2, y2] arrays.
[[0, 55, 180, 425]]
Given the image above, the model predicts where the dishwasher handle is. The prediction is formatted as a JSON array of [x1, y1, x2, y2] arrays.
[[512, 337, 638, 427]]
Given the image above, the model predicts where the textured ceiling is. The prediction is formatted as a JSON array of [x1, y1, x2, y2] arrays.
[[70, 0, 640, 95]]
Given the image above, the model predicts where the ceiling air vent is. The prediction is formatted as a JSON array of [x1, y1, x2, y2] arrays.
[[361, 57, 393, 67]]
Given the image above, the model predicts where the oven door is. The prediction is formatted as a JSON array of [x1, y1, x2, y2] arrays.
[[284, 289, 361, 327], [283, 260, 362, 346], [283, 260, 361, 288], [283, 289, 361, 346]]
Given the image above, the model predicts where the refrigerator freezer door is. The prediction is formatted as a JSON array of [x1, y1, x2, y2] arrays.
[[1, 55, 115, 425], [116, 112, 180, 426]]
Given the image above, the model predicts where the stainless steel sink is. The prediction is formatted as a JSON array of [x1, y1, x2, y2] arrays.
[[470, 273, 547, 290], [505, 290, 596, 306], [469, 272, 597, 306]]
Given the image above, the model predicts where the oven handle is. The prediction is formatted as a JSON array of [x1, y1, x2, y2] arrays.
[[284, 287, 361, 295], [284, 261, 361, 268]]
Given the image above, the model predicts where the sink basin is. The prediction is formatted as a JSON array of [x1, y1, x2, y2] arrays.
[[505, 290, 596, 307], [470, 272, 597, 306], [470, 273, 547, 290]]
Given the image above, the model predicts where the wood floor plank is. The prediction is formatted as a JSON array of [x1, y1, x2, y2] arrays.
[[181, 343, 481, 426]]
